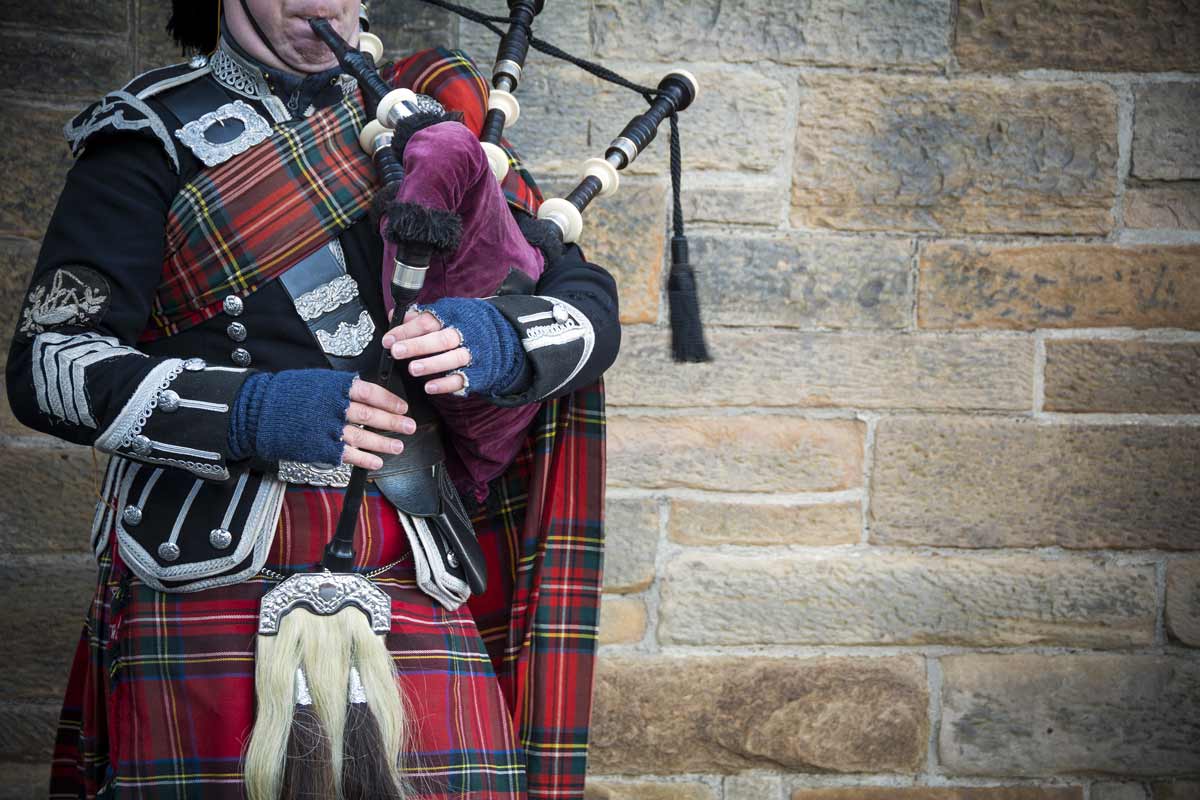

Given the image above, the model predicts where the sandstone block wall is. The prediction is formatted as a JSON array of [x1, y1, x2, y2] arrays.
[[1, 1, 1197, 798]]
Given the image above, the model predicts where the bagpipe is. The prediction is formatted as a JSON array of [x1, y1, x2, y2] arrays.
[[244, 3, 702, 798]]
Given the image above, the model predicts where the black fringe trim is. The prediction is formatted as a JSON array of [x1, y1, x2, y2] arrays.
[[514, 210, 565, 265], [380, 201, 463, 254], [389, 110, 464, 156]]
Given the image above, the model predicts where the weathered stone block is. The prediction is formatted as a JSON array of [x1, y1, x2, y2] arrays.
[[659, 553, 1155, 648], [790, 789, 1082, 800], [0, 704, 59, 761], [1133, 84, 1200, 181], [608, 416, 864, 493], [0, 104, 76, 239], [590, 656, 928, 774], [919, 244, 1200, 331], [134, 0, 184, 72], [0, 445, 101, 554], [0, 761, 51, 800], [954, 0, 1200, 72], [1125, 182, 1200, 230], [0, 554, 95, 700], [1166, 560, 1200, 647], [871, 417, 1200, 550], [0, 237, 38, 364], [689, 232, 911, 329], [669, 499, 860, 547], [539, 177, 665, 325], [791, 76, 1117, 234], [1, 377, 27, 435], [369, 0, 458, 56], [591, 0, 949, 68], [506, 63, 790, 177], [1151, 782, 1200, 800], [1091, 784, 1150, 800], [1044, 340, 1200, 414], [0, 30, 129, 101], [604, 497, 658, 593], [683, 181, 785, 227], [939, 654, 1200, 775], [725, 774, 781, 800], [607, 328, 1034, 411], [599, 595, 647, 646], [585, 780, 716, 800], [0, 0, 127, 32]]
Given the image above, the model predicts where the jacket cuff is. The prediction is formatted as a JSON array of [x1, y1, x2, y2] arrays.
[[482, 294, 595, 406], [94, 357, 253, 480]]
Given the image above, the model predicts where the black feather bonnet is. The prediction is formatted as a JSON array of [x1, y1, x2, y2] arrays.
[[167, 0, 221, 55]]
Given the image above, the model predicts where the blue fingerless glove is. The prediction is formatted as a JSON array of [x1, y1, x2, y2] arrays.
[[227, 368, 356, 463], [414, 297, 529, 396]]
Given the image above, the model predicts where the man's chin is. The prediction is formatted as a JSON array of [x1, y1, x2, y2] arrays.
[[287, 43, 341, 72]]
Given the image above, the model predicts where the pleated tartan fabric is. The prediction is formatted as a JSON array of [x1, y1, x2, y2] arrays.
[[48, 382, 606, 799]]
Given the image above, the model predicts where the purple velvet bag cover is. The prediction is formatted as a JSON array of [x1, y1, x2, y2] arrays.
[[380, 122, 546, 501]]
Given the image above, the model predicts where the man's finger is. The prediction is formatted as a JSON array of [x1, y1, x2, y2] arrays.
[[382, 310, 441, 349], [348, 378, 408, 414], [388, 327, 461, 360], [345, 401, 415, 433], [341, 444, 383, 471], [425, 372, 467, 395], [410, 347, 470, 376], [342, 424, 405, 455]]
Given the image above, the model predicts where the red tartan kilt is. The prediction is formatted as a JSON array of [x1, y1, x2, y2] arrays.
[[50, 484, 526, 799]]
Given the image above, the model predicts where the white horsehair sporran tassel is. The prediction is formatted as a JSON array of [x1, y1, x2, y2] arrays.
[[244, 572, 407, 800]]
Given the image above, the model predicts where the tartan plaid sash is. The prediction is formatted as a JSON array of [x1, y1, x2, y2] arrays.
[[146, 47, 543, 341]]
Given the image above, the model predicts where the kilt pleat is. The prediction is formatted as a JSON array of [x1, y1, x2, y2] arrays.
[[49, 383, 605, 800]]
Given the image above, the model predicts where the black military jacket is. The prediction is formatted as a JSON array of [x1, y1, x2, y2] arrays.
[[6, 38, 620, 590]]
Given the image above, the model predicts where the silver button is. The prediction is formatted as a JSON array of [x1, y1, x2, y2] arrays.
[[231, 347, 252, 367], [184, 357, 206, 371], [209, 528, 233, 549], [122, 505, 143, 526], [158, 542, 181, 561], [131, 435, 153, 456], [446, 550, 459, 568], [189, 54, 209, 68], [227, 322, 247, 342], [551, 304, 569, 323], [223, 295, 244, 316], [158, 389, 181, 412]]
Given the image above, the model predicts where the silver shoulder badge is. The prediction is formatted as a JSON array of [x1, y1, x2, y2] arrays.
[[175, 100, 272, 167]]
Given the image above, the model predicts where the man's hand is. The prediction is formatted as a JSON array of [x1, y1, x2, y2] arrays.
[[381, 309, 470, 396], [341, 378, 416, 470]]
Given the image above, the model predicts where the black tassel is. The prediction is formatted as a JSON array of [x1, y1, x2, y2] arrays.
[[280, 704, 337, 800], [667, 235, 710, 362], [514, 210, 565, 265], [389, 110, 464, 155], [342, 701, 404, 800], [380, 201, 463, 254]]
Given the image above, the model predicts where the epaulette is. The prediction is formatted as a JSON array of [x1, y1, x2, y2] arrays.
[[63, 55, 212, 173]]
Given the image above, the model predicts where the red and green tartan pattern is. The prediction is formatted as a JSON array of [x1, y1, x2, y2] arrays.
[[49, 382, 606, 799], [149, 92, 376, 340], [146, 47, 543, 342]]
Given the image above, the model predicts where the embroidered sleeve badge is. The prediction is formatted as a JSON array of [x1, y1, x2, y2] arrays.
[[19, 266, 111, 339]]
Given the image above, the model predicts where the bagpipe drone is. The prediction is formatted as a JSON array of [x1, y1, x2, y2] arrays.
[[243, 3, 704, 798]]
